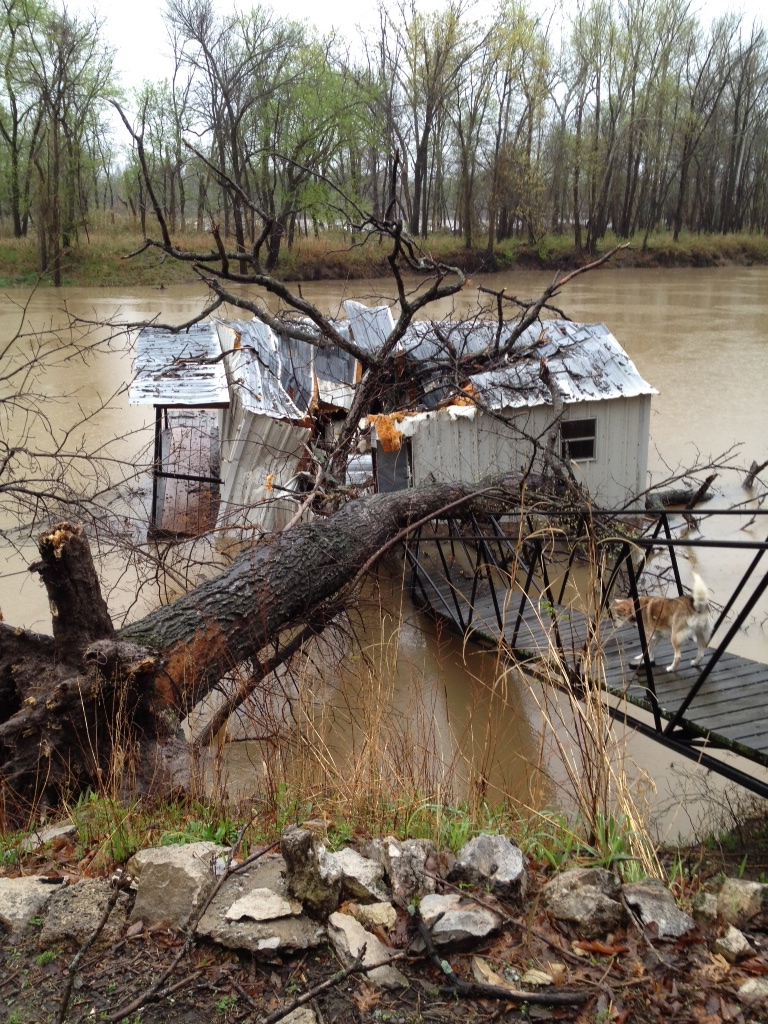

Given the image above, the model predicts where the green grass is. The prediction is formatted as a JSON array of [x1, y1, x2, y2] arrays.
[[2, 785, 665, 887]]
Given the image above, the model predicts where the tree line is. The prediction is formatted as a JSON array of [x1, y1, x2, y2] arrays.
[[2, 0, 768, 277]]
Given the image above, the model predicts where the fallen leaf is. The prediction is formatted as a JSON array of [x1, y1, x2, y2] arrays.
[[740, 957, 768, 975], [573, 939, 629, 956], [709, 952, 731, 972], [520, 968, 554, 986], [352, 983, 381, 1013], [472, 955, 513, 990], [126, 920, 144, 938], [546, 961, 566, 984]]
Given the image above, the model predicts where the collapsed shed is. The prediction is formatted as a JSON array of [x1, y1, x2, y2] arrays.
[[130, 316, 369, 536], [346, 306, 657, 509], [127, 322, 228, 535], [130, 304, 656, 535]]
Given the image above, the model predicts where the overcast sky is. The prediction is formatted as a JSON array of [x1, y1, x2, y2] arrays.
[[89, 0, 766, 97]]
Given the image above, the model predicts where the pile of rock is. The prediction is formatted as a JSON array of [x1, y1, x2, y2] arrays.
[[1, 827, 767, 1007]]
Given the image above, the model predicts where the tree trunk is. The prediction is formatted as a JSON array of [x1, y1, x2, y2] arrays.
[[0, 476, 540, 818]]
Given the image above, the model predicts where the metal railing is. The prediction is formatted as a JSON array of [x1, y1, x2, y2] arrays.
[[405, 505, 768, 798]]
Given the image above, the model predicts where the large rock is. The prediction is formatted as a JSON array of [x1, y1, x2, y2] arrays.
[[623, 878, 695, 939], [418, 893, 503, 948], [330, 847, 389, 903], [361, 837, 436, 905], [717, 878, 768, 929], [280, 828, 342, 917], [328, 912, 408, 988], [0, 877, 57, 935], [348, 901, 398, 931], [197, 853, 325, 954], [738, 978, 768, 1007], [449, 834, 527, 904], [542, 867, 625, 939], [713, 925, 754, 963], [128, 841, 227, 930], [39, 880, 130, 948]]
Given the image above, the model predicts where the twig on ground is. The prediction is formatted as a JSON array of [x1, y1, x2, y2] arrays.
[[258, 946, 407, 1024], [0, 968, 20, 991], [411, 906, 588, 1006], [57, 874, 129, 1024]]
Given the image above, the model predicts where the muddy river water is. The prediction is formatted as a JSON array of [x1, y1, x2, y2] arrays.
[[1, 266, 767, 838]]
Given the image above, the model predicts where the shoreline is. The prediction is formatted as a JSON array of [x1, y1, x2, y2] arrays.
[[2, 229, 767, 289]]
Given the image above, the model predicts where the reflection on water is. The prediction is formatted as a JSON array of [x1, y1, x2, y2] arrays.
[[1, 270, 767, 837], [212, 572, 552, 813]]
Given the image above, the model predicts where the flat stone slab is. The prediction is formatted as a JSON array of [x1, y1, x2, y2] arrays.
[[0, 877, 58, 934], [419, 893, 503, 947], [225, 888, 302, 922], [328, 912, 408, 988], [197, 854, 325, 954], [39, 880, 130, 949]]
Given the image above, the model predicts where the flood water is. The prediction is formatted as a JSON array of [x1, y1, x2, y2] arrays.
[[1, 266, 767, 838]]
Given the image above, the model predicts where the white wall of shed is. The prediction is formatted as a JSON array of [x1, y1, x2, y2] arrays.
[[409, 396, 651, 506]]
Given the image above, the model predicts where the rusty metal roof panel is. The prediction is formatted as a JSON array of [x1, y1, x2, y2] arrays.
[[468, 321, 656, 409], [129, 323, 229, 407]]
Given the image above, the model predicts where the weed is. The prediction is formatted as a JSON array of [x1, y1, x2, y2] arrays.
[[34, 950, 57, 966], [215, 993, 239, 1015]]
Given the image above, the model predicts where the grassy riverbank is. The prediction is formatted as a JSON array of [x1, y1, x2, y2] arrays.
[[1, 225, 767, 289]]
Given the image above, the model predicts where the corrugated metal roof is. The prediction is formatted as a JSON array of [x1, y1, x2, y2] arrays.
[[128, 323, 229, 407], [467, 321, 657, 408], [217, 321, 306, 421], [400, 320, 500, 363], [344, 300, 396, 354]]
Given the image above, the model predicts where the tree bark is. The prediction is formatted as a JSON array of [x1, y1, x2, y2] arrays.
[[0, 475, 542, 818]]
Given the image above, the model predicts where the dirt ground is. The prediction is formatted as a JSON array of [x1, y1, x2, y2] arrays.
[[3, 858, 768, 1024]]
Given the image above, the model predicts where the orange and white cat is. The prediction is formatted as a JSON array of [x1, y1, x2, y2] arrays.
[[613, 572, 710, 672]]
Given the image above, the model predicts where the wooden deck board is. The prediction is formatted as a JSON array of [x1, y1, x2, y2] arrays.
[[414, 559, 768, 763]]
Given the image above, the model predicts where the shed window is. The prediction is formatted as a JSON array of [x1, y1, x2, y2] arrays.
[[561, 418, 596, 461]]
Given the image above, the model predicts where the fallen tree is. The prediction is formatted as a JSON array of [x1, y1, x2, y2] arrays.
[[0, 473, 558, 820]]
